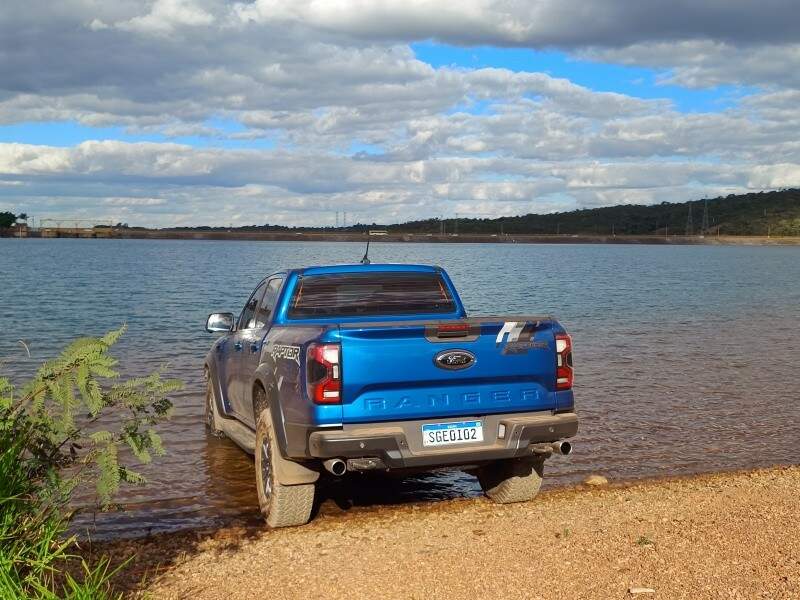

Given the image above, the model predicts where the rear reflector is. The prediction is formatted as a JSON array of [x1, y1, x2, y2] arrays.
[[555, 333, 573, 391], [306, 343, 341, 404]]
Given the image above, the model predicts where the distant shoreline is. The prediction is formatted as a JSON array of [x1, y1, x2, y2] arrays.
[[3, 228, 800, 245]]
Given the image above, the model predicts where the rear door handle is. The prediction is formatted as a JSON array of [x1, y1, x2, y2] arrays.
[[234, 341, 243, 352]]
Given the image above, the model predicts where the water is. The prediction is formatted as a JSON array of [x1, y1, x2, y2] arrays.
[[1, 239, 799, 538]]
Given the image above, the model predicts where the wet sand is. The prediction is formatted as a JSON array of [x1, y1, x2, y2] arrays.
[[94, 466, 800, 599]]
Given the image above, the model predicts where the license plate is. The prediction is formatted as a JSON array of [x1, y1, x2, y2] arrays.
[[421, 420, 483, 447]]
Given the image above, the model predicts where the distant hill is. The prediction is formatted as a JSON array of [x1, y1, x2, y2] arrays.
[[381, 188, 800, 237], [160, 188, 800, 236]]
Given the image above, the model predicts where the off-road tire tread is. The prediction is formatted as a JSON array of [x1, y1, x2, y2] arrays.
[[478, 458, 544, 504], [264, 478, 316, 528], [255, 409, 314, 528]]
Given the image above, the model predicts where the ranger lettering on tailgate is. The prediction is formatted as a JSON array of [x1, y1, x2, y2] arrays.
[[363, 388, 543, 412]]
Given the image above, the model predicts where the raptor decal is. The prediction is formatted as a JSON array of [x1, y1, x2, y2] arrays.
[[271, 344, 301, 365]]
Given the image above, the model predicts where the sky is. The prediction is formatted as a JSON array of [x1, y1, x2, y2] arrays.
[[1, 1, 800, 228]]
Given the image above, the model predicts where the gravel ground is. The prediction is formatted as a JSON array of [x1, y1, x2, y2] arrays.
[[98, 466, 800, 599]]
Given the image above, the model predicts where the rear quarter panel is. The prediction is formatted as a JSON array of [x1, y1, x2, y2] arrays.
[[252, 325, 343, 427]]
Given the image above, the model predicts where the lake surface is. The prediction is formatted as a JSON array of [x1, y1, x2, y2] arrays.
[[1, 239, 799, 538]]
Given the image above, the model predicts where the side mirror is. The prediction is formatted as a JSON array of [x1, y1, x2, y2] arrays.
[[206, 312, 235, 333]]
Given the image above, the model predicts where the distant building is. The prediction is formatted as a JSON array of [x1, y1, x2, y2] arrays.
[[368, 229, 388, 236], [10, 223, 28, 237]]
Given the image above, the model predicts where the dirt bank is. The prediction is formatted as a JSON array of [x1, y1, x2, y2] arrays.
[[98, 466, 800, 599]]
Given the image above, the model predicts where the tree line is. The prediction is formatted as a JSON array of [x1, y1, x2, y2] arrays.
[[0, 211, 25, 228], [378, 188, 800, 237]]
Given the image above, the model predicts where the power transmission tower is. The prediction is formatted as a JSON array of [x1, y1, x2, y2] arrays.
[[343, 212, 347, 228], [701, 199, 709, 234], [685, 203, 694, 236]]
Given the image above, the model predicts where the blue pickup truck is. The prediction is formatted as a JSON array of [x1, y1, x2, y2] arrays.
[[204, 263, 577, 527]]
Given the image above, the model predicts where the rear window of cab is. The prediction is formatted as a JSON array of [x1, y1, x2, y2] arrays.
[[287, 272, 456, 318]]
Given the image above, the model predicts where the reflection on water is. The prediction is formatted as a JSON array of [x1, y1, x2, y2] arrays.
[[2, 239, 799, 539]]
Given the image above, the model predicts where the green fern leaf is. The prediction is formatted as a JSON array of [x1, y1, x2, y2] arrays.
[[90, 430, 113, 443], [96, 444, 121, 506], [101, 326, 126, 347], [86, 379, 104, 415], [123, 432, 152, 464], [147, 429, 165, 456]]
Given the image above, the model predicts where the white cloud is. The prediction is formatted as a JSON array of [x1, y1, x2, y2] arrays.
[[119, 0, 214, 33], [233, 1, 800, 48], [1, 141, 794, 226], [747, 164, 800, 190], [585, 41, 800, 90]]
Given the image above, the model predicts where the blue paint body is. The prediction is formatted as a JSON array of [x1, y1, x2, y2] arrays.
[[206, 263, 573, 440]]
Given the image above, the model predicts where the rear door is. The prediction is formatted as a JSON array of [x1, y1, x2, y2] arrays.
[[237, 277, 283, 426], [228, 281, 267, 417], [338, 318, 558, 424]]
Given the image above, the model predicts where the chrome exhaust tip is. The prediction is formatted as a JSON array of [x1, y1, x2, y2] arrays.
[[323, 458, 347, 476], [551, 441, 572, 456]]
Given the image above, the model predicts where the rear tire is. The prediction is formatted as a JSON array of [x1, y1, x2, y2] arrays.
[[204, 374, 225, 437], [478, 457, 544, 504], [254, 408, 315, 528]]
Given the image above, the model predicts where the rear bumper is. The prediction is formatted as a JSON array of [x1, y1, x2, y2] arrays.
[[305, 410, 578, 470]]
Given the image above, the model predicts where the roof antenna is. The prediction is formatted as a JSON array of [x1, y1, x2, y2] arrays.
[[360, 238, 371, 264]]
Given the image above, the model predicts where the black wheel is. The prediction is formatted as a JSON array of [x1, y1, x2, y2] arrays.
[[478, 457, 545, 504], [204, 374, 225, 437], [254, 407, 315, 528]]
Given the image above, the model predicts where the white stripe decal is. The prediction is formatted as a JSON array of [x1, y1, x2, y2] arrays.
[[496, 321, 517, 343]]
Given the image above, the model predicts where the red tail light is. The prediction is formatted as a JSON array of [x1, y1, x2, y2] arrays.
[[306, 343, 341, 404], [555, 333, 573, 390], [436, 323, 470, 338]]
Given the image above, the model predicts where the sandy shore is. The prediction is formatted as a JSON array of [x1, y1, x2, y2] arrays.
[[97, 466, 800, 599]]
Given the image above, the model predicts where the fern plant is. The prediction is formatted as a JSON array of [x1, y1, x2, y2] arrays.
[[0, 326, 181, 597]]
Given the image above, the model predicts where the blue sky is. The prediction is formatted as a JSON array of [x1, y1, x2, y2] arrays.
[[0, 119, 277, 149], [412, 43, 749, 114]]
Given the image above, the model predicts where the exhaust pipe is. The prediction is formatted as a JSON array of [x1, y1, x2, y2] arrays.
[[323, 458, 347, 476], [551, 441, 572, 456]]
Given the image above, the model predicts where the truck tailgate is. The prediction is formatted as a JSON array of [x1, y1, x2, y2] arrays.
[[338, 317, 558, 423]]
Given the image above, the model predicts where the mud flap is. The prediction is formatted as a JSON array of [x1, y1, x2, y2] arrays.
[[258, 409, 320, 486]]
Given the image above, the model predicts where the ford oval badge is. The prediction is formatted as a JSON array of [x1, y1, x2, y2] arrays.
[[434, 349, 476, 370]]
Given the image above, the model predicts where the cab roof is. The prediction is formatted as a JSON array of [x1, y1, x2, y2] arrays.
[[294, 263, 442, 276]]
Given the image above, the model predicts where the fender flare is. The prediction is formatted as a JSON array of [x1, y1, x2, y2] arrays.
[[205, 357, 231, 418], [251, 365, 287, 452]]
